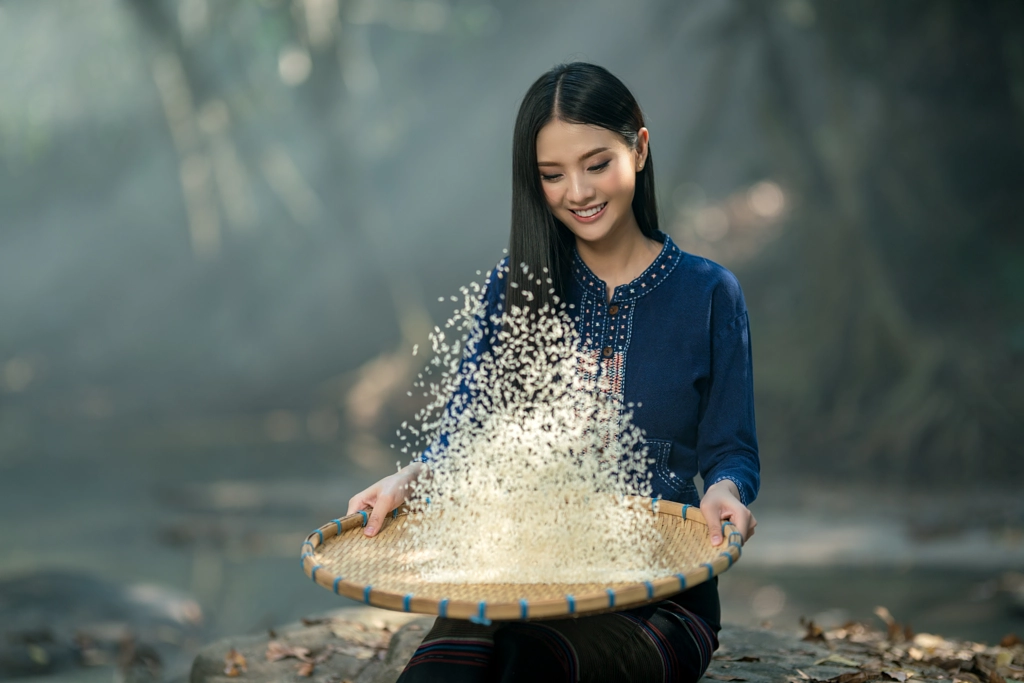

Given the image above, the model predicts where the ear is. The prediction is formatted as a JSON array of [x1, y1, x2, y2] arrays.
[[636, 127, 650, 171]]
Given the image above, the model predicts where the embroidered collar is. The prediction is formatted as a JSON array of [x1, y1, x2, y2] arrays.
[[571, 230, 681, 302]]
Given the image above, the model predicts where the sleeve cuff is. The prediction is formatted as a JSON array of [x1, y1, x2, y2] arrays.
[[705, 474, 754, 507]]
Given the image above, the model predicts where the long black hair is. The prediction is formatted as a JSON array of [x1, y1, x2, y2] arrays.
[[506, 62, 660, 318]]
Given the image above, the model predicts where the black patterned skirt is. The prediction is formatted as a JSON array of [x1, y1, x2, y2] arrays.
[[395, 578, 721, 683]]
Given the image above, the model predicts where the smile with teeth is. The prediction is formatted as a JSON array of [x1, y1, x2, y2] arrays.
[[571, 202, 607, 218]]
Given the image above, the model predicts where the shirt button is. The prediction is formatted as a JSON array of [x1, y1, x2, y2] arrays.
[[608, 304, 619, 315], [602, 346, 613, 358]]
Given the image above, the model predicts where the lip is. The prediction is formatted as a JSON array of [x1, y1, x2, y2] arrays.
[[568, 202, 608, 223]]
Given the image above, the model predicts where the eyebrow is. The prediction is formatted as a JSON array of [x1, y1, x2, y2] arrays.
[[537, 147, 610, 167]]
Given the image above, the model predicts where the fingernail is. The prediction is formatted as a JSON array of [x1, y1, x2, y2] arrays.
[[712, 536, 721, 544], [365, 526, 375, 536]]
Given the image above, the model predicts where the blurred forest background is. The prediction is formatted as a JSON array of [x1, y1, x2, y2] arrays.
[[0, 0, 1022, 680]]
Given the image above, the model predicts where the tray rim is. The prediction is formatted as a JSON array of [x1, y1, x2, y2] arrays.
[[300, 496, 743, 623]]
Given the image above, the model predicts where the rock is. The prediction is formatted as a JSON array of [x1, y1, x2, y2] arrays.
[[191, 610, 1024, 683], [0, 571, 204, 681], [189, 607, 430, 683]]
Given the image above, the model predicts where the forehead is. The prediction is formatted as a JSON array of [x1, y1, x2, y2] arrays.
[[535, 119, 626, 160]]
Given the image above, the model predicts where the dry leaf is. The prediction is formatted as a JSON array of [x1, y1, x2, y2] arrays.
[[265, 640, 312, 662], [704, 674, 747, 681], [824, 672, 876, 683], [912, 633, 949, 650], [795, 669, 811, 679], [883, 671, 909, 681], [223, 648, 247, 677], [999, 634, 1022, 648], [297, 661, 315, 677], [715, 655, 762, 662], [953, 673, 982, 683], [801, 617, 826, 643], [814, 654, 861, 667]]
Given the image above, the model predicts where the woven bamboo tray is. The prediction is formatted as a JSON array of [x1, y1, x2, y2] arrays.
[[300, 496, 743, 623]]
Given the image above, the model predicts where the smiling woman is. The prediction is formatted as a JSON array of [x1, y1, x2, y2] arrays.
[[535, 119, 659, 302], [348, 61, 760, 683]]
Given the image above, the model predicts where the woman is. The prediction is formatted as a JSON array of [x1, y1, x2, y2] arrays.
[[347, 62, 759, 683]]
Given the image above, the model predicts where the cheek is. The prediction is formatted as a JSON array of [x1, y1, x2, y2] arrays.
[[599, 166, 636, 203], [606, 165, 630, 200], [541, 185, 561, 211]]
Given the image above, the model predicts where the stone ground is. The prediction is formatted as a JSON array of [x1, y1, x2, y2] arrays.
[[190, 606, 1024, 683]]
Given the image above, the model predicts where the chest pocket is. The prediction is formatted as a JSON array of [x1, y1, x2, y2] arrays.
[[644, 438, 697, 503]]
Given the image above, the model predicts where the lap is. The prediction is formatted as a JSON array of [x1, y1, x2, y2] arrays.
[[396, 600, 718, 683]]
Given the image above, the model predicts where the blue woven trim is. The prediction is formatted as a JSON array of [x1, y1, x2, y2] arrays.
[[302, 540, 314, 550], [681, 504, 691, 518], [720, 551, 734, 567], [606, 588, 615, 607], [403, 594, 412, 612], [729, 532, 743, 542], [332, 519, 342, 533], [644, 581, 654, 599], [707, 474, 750, 506], [311, 565, 322, 582], [702, 562, 714, 580], [300, 551, 311, 563], [363, 585, 372, 604], [566, 595, 576, 614], [651, 495, 661, 513], [675, 573, 687, 590], [520, 599, 529, 619], [439, 598, 449, 618], [469, 602, 491, 625], [358, 510, 368, 526], [314, 529, 324, 544], [333, 577, 342, 594], [729, 541, 742, 550], [392, 508, 399, 519]]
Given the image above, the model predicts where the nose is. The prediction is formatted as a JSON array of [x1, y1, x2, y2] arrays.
[[566, 171, 596, 206]]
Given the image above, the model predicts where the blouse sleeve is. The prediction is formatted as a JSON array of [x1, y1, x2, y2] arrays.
[[695, 269, 761, 506], [418, 257, 508, 465]]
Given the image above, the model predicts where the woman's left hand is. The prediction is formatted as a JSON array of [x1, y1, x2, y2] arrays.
[[700, 479, 756, 546]]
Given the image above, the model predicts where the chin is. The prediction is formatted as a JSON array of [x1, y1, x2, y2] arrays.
[[559, 210, 622, 244]]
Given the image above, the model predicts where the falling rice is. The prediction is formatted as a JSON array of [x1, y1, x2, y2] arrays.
[[394, 264, 670, 584]]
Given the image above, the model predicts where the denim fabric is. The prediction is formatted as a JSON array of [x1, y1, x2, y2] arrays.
[[420, 230, 760, 508]]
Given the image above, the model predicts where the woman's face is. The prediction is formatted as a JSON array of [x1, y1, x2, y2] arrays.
[[535, 119, 648, 245]]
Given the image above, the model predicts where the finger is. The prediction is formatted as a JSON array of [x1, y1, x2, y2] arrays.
[[730, 515, 751, 542], [347, 491, 373, 516], [702, 503, 723, 545], [726, 511, 756, 542], [364, 496, 392, 537]]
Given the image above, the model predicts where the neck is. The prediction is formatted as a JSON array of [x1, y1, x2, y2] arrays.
[[575, 221, 662, 302]]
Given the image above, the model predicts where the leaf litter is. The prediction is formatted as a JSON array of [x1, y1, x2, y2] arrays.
[[783, 608, 1024, 683]]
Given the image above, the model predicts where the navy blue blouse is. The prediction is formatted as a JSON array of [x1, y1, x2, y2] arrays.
[[420, 230, 760, 508]]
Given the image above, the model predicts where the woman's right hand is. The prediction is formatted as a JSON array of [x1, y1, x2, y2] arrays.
[[346, 461, 428, 537]]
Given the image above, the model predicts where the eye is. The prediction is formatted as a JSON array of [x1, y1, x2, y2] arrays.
[[588, 160, 610, 172], [540, 173, 562, 182]]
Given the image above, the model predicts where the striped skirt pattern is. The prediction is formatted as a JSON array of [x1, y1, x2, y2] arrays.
[[395, 599, 719, 683]]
